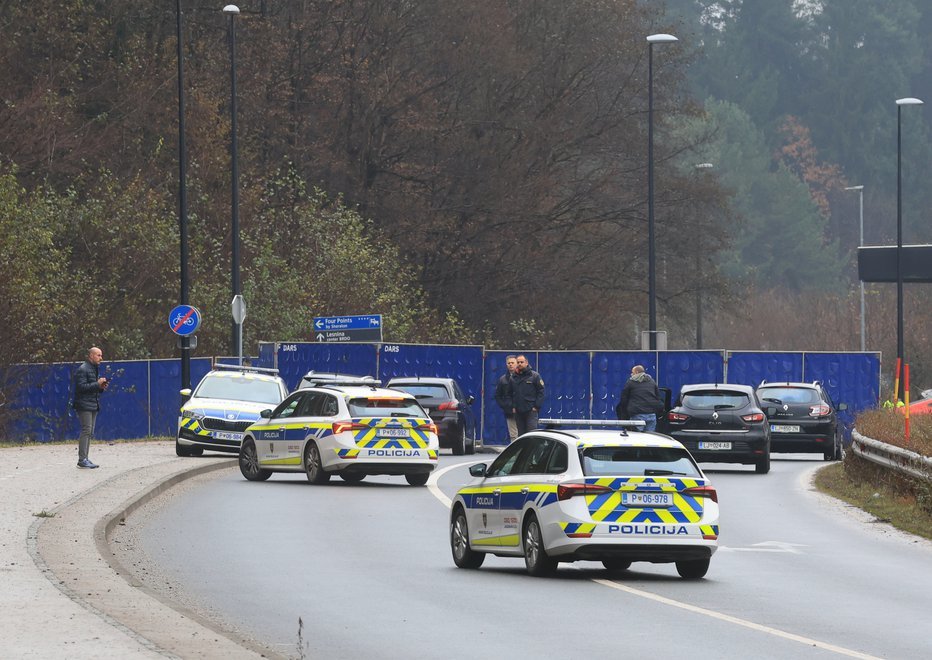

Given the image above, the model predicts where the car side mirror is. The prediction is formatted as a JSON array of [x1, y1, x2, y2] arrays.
[[180, 388, 192, 397], [469, 463, 487, 477], [838, 403, 848, 411], [260, 409, 272, 418], [466, 395, 475, 405]]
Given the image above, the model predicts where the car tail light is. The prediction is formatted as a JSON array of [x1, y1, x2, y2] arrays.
[[418, 422, 439, 434], [332, 421, 366, 434], [809, 404, 831, 417], [668, 411, 689, 422], [682, 485, 718, 503], [557, 482, 612, 501], [438, 401, 459, 411], [741, 412, 765, 423]]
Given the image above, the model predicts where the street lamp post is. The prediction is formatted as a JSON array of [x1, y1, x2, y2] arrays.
[[224, 5, 242, 361], [175, 0, 191, 392], [895, 97, 923, 366], [646, 33, 678, 351], [844, 185, 865, 351], [694, 163, 713, 350]]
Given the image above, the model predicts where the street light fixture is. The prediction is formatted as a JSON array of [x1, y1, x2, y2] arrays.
[[895, 97, 923, 367], [224, 4, 242, 362], [646, 33, 678, 351], [694, 163, 713, 349], [844, 185, 865, 351]]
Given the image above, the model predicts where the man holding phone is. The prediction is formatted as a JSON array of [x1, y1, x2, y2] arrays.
[[73, 347, 109, 468]]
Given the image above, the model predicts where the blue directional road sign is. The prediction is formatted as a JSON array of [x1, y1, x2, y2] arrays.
[[313, 314, 383, 343], [169, 305, 202, 336]]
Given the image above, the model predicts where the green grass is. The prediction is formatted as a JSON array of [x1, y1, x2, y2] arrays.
[[32, 510, 56, 518]]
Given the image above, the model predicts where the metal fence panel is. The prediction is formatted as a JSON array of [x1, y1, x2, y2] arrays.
[[536, 352, 590, 420], [726, 351, 803, 387], [275, 342, 378, 391], [149, 358, 213, 437], [804, 352, 880, 441], [591, 351, 657, 419], [659, 351, 726, 402]]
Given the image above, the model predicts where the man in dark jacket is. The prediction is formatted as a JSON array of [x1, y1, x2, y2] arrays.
[[616, 365, 662, 432], [494, 355, 518, 443], [73, 347, 109, 468], [511, 355, 545, 436]]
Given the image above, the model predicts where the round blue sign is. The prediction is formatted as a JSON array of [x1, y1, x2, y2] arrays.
[[168, 305, 202, 336]]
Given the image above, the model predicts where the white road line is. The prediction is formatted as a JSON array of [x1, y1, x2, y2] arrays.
[[592, 578, 880, 659], [427, 459, 485, 509]]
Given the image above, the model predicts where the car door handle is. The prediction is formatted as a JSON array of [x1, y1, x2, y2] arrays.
[[521, 487, 529, 495], [492, 489, 501, 495]]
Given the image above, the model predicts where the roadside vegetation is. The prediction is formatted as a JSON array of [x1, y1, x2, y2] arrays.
[[814, 409, 932, 542]]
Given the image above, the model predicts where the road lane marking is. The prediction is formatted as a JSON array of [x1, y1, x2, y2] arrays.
[[592, 578, 880, 659], [428, 460, 477, 509]]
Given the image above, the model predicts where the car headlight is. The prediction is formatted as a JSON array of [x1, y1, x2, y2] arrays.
[[182, 409, 204, 420]]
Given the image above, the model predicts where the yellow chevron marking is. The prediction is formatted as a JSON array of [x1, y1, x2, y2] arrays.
[[260, 457, 302, 466]]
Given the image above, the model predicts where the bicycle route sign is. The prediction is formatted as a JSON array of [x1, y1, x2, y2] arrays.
[[168, 305, 202, 336]]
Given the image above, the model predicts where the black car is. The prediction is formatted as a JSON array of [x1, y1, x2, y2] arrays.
[[386, 377, 478, 455], [756, 381, 847, 461], [663, 383, 771, 474]]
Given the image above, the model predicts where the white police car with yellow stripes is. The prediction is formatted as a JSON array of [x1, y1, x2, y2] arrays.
[[176, 365, 288, 457], [450, 420, 719, 578], [239, 382, 440, 486]]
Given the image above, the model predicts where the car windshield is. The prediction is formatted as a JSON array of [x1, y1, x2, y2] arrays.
[[195, 375, 283, 404], [758, 387, 821, 404], [390, 384, 449, 399], [347, 397, 425, 417], [581, 446, 700, 477], [681, 391, 749, 410]]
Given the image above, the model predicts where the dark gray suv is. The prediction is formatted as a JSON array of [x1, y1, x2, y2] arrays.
[[387, 377, 478, 455], [756, 382, 846, 461]]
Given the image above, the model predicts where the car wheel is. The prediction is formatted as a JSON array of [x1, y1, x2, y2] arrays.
[[239, 438, 272, 481], [341, 472, 365, 483], [676, 557, 710, 579], [755, 451, 770, 474], [452, 426, 466, 456], [825, 431, 842, 461], [175, 437, 192, 457], [602, 559, 631, 572], [304, 442, 330, 484], [450, 507, 485, 569], [523, 514, 557, 576], [465, 429, 476, 455], [405, 472, 429, 486]]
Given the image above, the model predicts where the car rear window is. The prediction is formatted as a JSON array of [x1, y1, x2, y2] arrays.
[[581, 446, 700, 477], [758, 387, 821, 404], [195, 375, 283, 405], [347, 397, 425, 417], [390, 384, 449, 399], [681, 391, 749, 410]]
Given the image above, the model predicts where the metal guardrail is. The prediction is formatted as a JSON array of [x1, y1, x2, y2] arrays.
[[851, 429, 932, 484]]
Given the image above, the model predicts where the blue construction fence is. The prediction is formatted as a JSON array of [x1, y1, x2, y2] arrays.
[[3, 342, 881, 445]]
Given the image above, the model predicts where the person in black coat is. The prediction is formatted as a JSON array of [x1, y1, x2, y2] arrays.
[[494, 355, 518, 443], [616, 364, 662, 432], [73, 347, 109, 468], [511, 355, 545, 436]]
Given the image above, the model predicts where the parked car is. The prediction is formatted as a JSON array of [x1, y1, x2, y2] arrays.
[[662, 383, 771, 474], [176, 365, 289, 457], [756, 381, 846, 460], [450, 420, 719, 578], [386, 377, 478, 455]]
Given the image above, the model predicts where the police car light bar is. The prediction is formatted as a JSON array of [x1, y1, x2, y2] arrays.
[[214, 363, 280, 375], [539, 418, 646, 429]]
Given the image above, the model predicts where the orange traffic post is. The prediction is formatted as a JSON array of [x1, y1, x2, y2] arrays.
[[904, 363, 911, 443]]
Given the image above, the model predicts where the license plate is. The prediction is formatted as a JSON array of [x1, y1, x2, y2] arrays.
[[698, 441, 732, 450], [212, 431, 243, 441], [378, 428, 410, 437], [622, 492, 673, 507], [771, 424, 801, 433]]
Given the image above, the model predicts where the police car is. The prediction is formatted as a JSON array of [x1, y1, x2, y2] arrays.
[[450, 420, 719, 578], [238, 381, 440, 485], [176, 365, 289, 457]]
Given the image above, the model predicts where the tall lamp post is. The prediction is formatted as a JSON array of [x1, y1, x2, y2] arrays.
[[844, 185, 865, 352], [646, 33, 678, 350], [175, 0, 191, 392], [224, 5, 242, 361], [895, 97, 923, 366], [694, 163, 714, 349]]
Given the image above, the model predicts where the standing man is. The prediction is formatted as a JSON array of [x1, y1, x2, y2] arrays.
[[616, 364, 662, 432], [73, 347, 108, 468], [512, 355, 545, 436], [494, 355, 518, 443]]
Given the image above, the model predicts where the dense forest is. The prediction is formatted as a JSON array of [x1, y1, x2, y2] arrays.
[[2, 0, 931, 389]]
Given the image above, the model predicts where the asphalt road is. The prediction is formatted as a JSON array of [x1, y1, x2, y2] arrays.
[[124, 454, 932, 659]]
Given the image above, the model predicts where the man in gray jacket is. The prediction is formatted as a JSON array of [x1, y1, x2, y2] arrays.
[[616, 365, 662, 432], [72, 347, 109, 468]]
